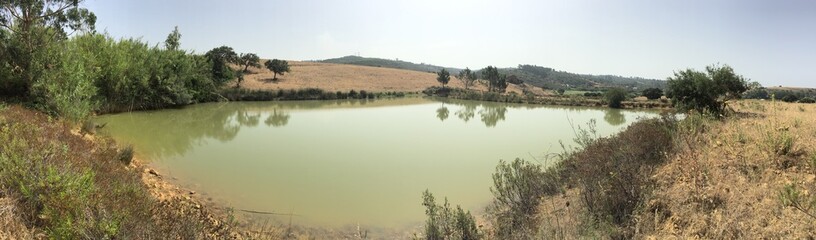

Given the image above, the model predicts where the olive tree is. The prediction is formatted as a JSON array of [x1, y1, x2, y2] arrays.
[[666, 64, 748, 115], [265, 59, 290, 80]]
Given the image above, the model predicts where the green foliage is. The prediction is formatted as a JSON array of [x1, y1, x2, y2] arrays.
[[0, 106, 208, 238], [489, 158, 551, 238], [164, 26, 181, 51], [456, 68, 478, 90], [205, 45, 238, 85], [605, 88, 627, 108], [31, 39, 98, 121], [556, 89, 565, 95], [642, 87, 663, 100], [0, 0, 97, 98], [799, 97, 815, 103], [781, 94, 800, 103], [779, 183, 816, 220], [481, 66, 507, 93], [666, 64, 748, 115], [421, 190, 480, 240], [437, 69, 450, 87], [743, 88, 770, 99], [265, 59, 290, 80]]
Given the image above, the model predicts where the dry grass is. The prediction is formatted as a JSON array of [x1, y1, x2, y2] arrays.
[[237, 61, 532, 94], [635, 100, 816, 238]]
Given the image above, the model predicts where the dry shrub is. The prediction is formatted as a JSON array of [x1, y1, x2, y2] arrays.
[[562, 115, 675, 237]]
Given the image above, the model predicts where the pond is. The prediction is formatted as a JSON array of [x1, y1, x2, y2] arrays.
[[96, 97, 658, 230]]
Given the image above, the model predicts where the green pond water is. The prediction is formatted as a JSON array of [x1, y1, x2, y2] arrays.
[[96, 97, 658, 229]]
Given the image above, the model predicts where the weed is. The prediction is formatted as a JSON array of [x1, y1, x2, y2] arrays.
[[117, 145, 134, 165], [779, 183, 816, 220]]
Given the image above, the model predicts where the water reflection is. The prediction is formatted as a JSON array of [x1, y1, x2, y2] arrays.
[[436, 98, 642, 128], [99, 97, 651, 160], [436, 106, 449, 121], [265, 109, 290, 127], [604, 109, 626, 126]]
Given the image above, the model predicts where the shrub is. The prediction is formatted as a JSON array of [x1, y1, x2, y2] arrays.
[[798, 97, 815, 103], [489, 158, 551, 238], [781, 94, 800, 103], [0, 106, 209, 238], [666, 64, 747, 115], [117, 145, 134, 165], [421, 190, 480, 240], [605, 88, 627, 108], [641, 88, 663, 100], [562, 116, 675, 236]]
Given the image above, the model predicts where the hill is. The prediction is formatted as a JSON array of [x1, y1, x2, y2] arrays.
[[237, 61, 539, 95], [495, 65, 666, 90], [318, 55, 462, 74], [318, 56, 665, 91]]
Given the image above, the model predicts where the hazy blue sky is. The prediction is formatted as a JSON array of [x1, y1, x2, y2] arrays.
[[83, 0, 816, 87]]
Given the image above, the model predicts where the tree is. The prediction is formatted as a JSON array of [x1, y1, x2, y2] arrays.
[[164, 26, 181, 50], [0, 0, 96, 97], [482, 66, 507, 93], [457, 68, 477, 90], [642, 87, 663, 100], [666, 64, 748, 115], [605, 88, 627, 108], [264, 59, 290, 80], [556, 89, 565, 95], [205, 46, 238, 85], [436, 69, 450, 88], [238, 53, 261, 73]]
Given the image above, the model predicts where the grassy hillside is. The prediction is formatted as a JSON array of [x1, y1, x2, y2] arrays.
[[236, 61, 539, 95], [318, 55, 461, 74], [317, 56, 665, 91]]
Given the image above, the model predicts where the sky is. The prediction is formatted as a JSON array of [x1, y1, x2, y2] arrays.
[[83, 0, 816, 87]]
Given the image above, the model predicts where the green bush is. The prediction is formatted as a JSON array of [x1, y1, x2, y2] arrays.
[[488, 158, 552, 238], [605, 88, 627, 108], [666, 64, 747, 115], [421, 190, 480, 240], [0, 106, 208, 238]]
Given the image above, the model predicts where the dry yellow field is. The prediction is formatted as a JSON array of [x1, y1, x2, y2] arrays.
[[236, 61, 535, 94]]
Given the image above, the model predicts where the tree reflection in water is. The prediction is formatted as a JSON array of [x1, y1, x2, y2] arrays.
[[436, 106, 449, 121], [265, 109, 290, 127]]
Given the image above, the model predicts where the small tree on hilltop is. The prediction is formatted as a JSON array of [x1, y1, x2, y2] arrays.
[[606, 88, 627, 108], [165, 26, 181, 51], [642, 87, 663, 100], [457, 68, 478, 90], [265, 59, 290, 80], [666, 64, 748, 115], [437, 69, 450, 88]]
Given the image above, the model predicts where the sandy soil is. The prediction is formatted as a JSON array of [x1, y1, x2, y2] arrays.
[[236, 61, 534, 95]]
